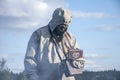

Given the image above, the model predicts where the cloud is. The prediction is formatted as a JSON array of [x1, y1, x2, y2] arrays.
[[0, 52, 25, 73], [85, 63, 106, 71], [85, 53, 105, 59], [84, 60, 114, 71], [84, 53, 107, 71], [0, 54, 8, 60], [0, 0, 68, 30], [7, 62, 24, 73], [72, 10, 107, 19], [95, 24, 120, 31], [84, 58, 109, 71]]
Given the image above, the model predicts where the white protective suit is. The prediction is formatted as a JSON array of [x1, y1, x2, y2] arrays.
[[24, 8, 82, 80]]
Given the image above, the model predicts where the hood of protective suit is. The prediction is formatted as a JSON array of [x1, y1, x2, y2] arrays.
[[48, 8, 72, 32]]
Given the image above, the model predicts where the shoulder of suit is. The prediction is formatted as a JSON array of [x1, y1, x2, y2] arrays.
[[33, 26, 50, 38]]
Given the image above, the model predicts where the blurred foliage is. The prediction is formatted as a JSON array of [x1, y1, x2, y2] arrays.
[[75, 69, 120, 80]]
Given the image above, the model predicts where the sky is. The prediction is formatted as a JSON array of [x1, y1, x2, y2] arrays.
[[0, 0, 120, 73]]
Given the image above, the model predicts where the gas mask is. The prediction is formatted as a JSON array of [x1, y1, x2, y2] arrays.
[[53, 24, 68, 41]]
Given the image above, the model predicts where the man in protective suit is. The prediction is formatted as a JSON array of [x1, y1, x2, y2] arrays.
[[24, 8, 85, 80]]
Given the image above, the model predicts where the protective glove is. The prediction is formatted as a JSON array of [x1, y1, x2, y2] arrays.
[[72, 58, 85, 69]]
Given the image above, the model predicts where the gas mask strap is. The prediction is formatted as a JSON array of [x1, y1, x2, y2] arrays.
[[64, 34, 73, 49]]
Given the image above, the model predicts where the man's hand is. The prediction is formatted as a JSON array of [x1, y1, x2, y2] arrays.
[[72, 58, 85, 69]]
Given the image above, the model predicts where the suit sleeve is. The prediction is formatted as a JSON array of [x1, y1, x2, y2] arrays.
[[24, 32, 40, 80]]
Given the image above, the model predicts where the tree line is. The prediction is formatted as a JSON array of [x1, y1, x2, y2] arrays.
[[0, 58, 120, 80]]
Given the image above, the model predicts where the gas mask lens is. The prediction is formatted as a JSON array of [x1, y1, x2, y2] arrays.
[[58, 25, 68, 33]]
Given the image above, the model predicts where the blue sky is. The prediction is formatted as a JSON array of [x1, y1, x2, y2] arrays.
[[0, 0, 120, 73]]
